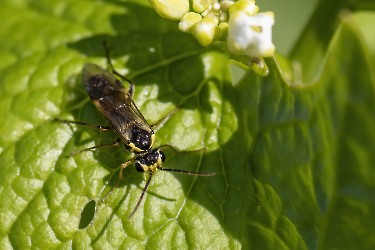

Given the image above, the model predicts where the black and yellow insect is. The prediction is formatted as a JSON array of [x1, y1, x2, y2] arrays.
[[55, 46, 215, 219]]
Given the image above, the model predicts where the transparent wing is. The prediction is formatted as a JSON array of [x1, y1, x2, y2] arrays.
[[98, 96, 152, 138], [81, 63, 152, 140]]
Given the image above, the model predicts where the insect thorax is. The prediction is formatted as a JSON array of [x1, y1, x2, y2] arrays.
[[124, 125, 155, 153]]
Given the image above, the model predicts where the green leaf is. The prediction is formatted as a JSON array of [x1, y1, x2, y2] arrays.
[[1, 1, 375, 249]]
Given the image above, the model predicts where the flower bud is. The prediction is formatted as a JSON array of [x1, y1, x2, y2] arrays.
[[179, 12, 203, 33], [149, 0, 189, 20], [193, 17, 222, 47], [193, 0, 216, 13], [229, 0, 259, 16]]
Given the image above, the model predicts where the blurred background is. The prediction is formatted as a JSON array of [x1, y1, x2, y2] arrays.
[[258, 0, 317, 56]]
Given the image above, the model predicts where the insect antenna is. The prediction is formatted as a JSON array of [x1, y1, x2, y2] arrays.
[[128, 171, 154, 219], [159, 167, 216, 176]]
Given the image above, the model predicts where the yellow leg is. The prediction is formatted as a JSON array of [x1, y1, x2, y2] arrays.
[[158, 145, 207, 154], [53, 118, 110, 132], [101, 159, 134, 202]]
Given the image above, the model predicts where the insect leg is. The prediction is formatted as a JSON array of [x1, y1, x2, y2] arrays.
[[53, 118, 110, 132], [101, 159, 134, 202], [103, 41, 135, 98], [158, 145, 215, 175], [159, 167, 216, 176], [158, 145, 208, 154], [150, 107, 180, 131], [128, 171, 153, 219], [70, 138, 121, 156]]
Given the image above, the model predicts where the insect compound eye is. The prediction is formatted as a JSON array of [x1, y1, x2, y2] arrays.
[[160, 151, 166, 162], [135, 157, 147, 172]]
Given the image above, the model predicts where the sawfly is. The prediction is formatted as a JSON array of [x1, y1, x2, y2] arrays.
[[55, 44, 215, 219]]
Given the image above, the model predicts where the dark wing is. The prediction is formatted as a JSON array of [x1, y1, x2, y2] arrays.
[[97, 96, 153, 140], [81, 63, 152, 140], [82, 63, 127, 95]]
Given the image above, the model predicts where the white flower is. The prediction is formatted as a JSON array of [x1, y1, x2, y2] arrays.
[[149, 0, 276, 61], [227, 11, 275, 57]]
